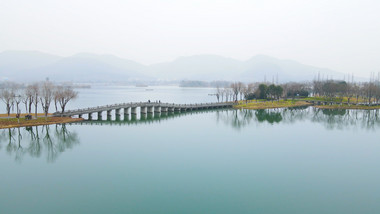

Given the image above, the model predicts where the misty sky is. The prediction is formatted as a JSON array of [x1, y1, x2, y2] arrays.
[[1, 0, 379, 77]]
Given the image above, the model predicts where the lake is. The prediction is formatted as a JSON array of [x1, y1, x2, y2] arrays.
[[1, 86, 380, 214]]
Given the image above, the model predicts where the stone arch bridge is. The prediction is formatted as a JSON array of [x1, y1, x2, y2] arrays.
[[53, 101, 234, 120]]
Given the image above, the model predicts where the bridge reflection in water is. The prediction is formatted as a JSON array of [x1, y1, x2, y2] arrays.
[[54, 101, 233, 120], [76, 108, 226, 126], [74, 106, 380, 131]]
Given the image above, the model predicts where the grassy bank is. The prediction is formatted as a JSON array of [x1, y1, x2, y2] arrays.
[[0, 117, 84, 129], [234, 100, 312, 110], [315, 104, 380, 110]]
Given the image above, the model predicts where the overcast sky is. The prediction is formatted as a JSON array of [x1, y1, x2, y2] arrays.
[[1, 0, 379, 77]]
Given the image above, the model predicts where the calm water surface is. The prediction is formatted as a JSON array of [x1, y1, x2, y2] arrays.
[[1, 86, 380, 214]]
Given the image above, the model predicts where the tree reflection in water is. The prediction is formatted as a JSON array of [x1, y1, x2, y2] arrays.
[[311, 108, 380, 130], [0, 124, 79, 162], [255, 109, 282, 124], [1, 107, 380, 161], [216, 107, 380, 130]]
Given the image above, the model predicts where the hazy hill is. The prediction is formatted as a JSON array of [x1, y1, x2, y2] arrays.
[[0, 50, 62, 80], [73, 53, 147, 74], [0, 50, 347, 82], [241, 55, 344, 82], [149, 54, 345, 82], [32, 56, 147, 82], [148, 55, 242, 81], [0, 50, 62, 70], [0, 51, 147, 82]]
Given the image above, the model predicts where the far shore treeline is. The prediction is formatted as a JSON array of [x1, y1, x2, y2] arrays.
[[210, 74, 380, 104], [0, 81, 78, 120]]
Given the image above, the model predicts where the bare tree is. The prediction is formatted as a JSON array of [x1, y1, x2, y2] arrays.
[[313, 79, 323, 97], [40, 81, 55, 119], [21, 91, 28, 114], [14, 93, 23, 123], [231, 82, 244, 101], [30, 83, 40, 119], [0, 87, 15, 119], [25, 85, 34, 114], [215, 86, 221, 102], [351, 83, 360, 104], [230, 83, 238, 101], [54, 86, 62, 112], [0, 82, 18, 119], [224, 86, 232, 102], [243, 83, 255, 100], [55, 86, 78, 113], [220, 87, 225, 102], [238, 82, 246, 100]]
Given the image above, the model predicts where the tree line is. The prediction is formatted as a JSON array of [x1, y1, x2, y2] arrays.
[[0, 81, 78, 120], [215, 75, 380, 104], [215, 82, 285, 102], [312, 77, 380, 104]]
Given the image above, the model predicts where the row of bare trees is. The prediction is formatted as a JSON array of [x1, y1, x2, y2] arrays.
[[0, 81, 78, 120], [216, 82, 285, 102], [216, 82, 257, 102], [313, 77, 380, 104]]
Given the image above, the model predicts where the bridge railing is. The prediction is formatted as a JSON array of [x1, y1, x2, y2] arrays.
[[55, 101, 234, 115]]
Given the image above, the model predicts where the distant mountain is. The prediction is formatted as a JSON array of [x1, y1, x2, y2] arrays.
[[72, 53, 147, 74], [0, 50, 62, 70], [0, 50, 347, 82], [32, 56, 147, 82], [241, 55, 344, 82], [0, 50, 62, 80], [148, 55, 242, 80], [0, 51, 148, 82], [149, 54, 345, 82]]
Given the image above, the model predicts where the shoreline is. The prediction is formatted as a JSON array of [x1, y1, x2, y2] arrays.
[[0, 117, 84, 129], [235, 99, 380, 110], [2, 101, 379, 129], [314, 105, 380, 110]]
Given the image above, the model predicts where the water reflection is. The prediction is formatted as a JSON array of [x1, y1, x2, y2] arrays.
[[255, 109, 282, 124], [78, 107, 380, 130], [0, 124, 79, 162], [216, 107, 380, 130], [311, 108, 380, 130], [78, 109, 219, 126], [1, 107, 380, 163]]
